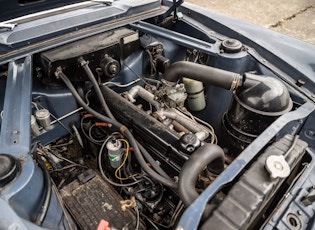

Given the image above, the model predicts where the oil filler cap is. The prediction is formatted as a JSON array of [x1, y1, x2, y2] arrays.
[[0, 154, 19, 187], [265, 155, 291, 179], [179, 133, 201, 154]]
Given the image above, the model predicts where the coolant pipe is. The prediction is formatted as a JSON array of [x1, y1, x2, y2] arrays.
[[158, 108, 209, 141], [163, 61, 243, 90], [127, 85, 161, 109], [179, 143, 225, 207]]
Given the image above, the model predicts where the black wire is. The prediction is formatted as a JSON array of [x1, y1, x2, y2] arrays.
[[124, 128, 178, 188], [284, 135, 300, 158], [98, 144, 142, 187], [51, 181, 74, 230], [56, 69, 121, 128], [98, 135, 142, 187], [122, 63, 149, 85], [137, 141, 170, 179], [57, 69, 178, 189], [135, 206, 140, 230], [31, 144, 52, 226], [80, 116, 102, 145]]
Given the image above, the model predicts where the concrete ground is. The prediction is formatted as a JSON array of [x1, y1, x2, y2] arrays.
[[186, 0, 315, 45]]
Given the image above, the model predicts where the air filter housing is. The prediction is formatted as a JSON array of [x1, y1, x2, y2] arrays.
[[222, 73, 293, 150]]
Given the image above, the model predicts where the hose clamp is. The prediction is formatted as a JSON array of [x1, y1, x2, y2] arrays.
[[230, 74, 243, 91]]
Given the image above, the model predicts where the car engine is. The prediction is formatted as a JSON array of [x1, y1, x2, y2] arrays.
[[0, 5, 314, 230]]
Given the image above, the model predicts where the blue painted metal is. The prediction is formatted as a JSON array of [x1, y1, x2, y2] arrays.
[[0, 56, 45, 222], [177, 102, 315, 230], [130, 21, 220, 56], [0, 198, 40, 230], [32, 87, 80, 145], [0, 56, 36, 201], [0, 0, 165, 64], [0, 56, 32, 156], [0, 56, 73, 229], [0, 0, 87, 22], [172, 0, 315, 95]]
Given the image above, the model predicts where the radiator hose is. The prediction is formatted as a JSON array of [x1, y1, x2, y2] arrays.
[[163, 61, 243, 91], [179, 143, 225, 207]]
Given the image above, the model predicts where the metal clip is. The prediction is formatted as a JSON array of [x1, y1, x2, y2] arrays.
[[91, 0, 113, 5], [120, 197, 136, 212], [0, 23, 17, 31]]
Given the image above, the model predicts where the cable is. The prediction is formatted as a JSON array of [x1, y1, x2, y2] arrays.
[[140, 214, 159, 230], [71, 124, 84, 148], [50, 140, 73, 148], [114, 139, 138, 180], [88, 124, 107, 143], [98, 136, 142, 187], [56, 69, 178, 189], [137, 141, 170, 179], [134, 205, 140, 230], [85, 90, 92, 106], [56, 69, 121, 127], [32, 102, 40, 110], [39, 147, 85, 167], [80, 117, 103, 145], [103, 78, 141, 88], [122, 63, 149, 85], [145, 49, 157, 76], [177, 108, 217, 144], [124, 128, 178, 189], [31, 144, 52, 226], [78, 57, 115, 120], [35, 102, 74, 136], [51, 181, 74, 230], [284, 135, 300, 158], [170, 201, 184, 226], [143, 77, 162, 85], [49, 164, 84, 172]]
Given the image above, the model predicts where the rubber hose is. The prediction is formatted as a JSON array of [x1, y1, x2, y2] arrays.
[[123, 128, 178, 189], [78, 57, 115, 120], [163, 61, 243, 90], [179, 143, 225, 206], [57, 70, 121, 128], [137, 141, 170, 179], [57, 70, 178, 189]]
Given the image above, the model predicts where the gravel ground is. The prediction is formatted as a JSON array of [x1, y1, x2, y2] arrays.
[[186, 0, 315, 45]]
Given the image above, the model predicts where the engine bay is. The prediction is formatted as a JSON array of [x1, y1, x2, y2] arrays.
[[1, 13, 315, 230]]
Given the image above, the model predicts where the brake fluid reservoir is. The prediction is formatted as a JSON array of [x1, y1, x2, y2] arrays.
[[106, 139, 124, 168], [183, 78, 206, 111]]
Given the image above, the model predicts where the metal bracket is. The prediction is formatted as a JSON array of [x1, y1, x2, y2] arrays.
[[159, 0, 184, 22], [91, 0, 113, 6], [0, 23, 16, 31]]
